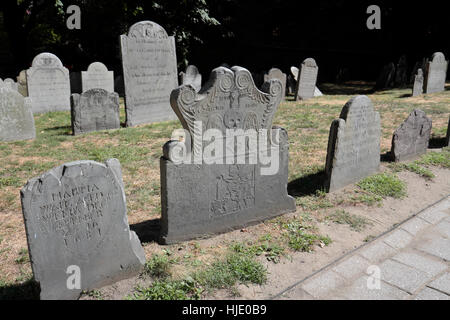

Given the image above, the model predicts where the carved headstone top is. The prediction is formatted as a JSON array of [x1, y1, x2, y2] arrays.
[[290, 66, 299, 81], [31, 52, 63, 68], [87, 62, 108, 73], [180, 65, 202, 92], [128, 20, 169, 39], [81, 62, 114, 92]]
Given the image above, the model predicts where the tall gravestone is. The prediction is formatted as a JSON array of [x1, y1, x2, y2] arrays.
[[180, 65, 202, 92], [294, 59, 318, 101], [120, 20, 178, 126], [21, 159, 145, 300], [390, 109, 432, 162], [27, 53, 70, 114], [412, 69, 424, 96], [0, 86, 35, 142], [81, 62, 114, 93], [264, 68, 286, 100], [325, 95, 381, 192], [71, 88, 120, 135], [17, 70, 28, 96], [160, 66, 296, 244], [424, 52, 448, 94]]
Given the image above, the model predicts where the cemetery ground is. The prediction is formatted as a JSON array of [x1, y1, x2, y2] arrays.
[[0, 83, 449, 300]]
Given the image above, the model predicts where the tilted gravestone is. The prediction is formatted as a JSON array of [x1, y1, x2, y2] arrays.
[[21, 159, 145, 300], [295, 58, 318, 101], [180, 65, 202, 92], [0, 86, 35, 142], [264, 68, 286, 100], [424, 52, 448, 94], [71, 88, 120, 135], [81, 62, 114, 93], [17, 70, 28, 96], [390, 109, 432, 162], [375, 62, 395, 89], [120, 20, 178, 126], [27, 53, 70, 114], [160, 66, 296, 244], [325, 95, 381, 192], [412, 69, 424, 97]]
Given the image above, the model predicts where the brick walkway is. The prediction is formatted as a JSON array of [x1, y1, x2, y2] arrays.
[[275, 196, 450, 300]]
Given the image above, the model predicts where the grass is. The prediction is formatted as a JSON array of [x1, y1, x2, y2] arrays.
[[326, 210, 371, 231], [142, 253, 174, 279], [357, 173, 407, 199], [390, 162, 435, 179], [416, 148, 450, 168], [282, 220, 331, 252]]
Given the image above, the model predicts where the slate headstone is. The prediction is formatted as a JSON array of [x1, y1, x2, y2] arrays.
[[294, 58, 318, 101], [390, 109, 432, 162], [17, 70, 28, 96], [26, 52, 71, 114], [412, 69, 424, 97], [20, 159, 145, 300], [120, 20, 178, 126], [160, 66, 296, 244], [180, 65, 202, 92], [264, 68, 286, 100], [325, 95, 381, 192], [71, 88, 120, 135], [424, 52, 448, 94], [0, 86, 35, 142], [81, 62, 114, 93]]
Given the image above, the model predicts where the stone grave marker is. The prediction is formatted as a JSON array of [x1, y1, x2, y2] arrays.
[[180, 65, 202, 92], [21, 159, 145, 300], [71, 88, 120, 135], [17, 70, 28, 96], [26, 52, 71, 113], [264, 68, 286, 100], [4, 78, 18, 91], [294, 58, 318, 101], [412, 69, 424, 97], [81, 62, 114, 92], [390, 109, 432, 162], [120, 20, 178, 126], [160, 66, 296, 244], [325, 95, 381, 192], [424, 52, 448, 94], [0, 86, 35, 142]]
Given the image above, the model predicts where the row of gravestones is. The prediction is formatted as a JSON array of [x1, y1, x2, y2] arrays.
[[14, 65, 450, 299]]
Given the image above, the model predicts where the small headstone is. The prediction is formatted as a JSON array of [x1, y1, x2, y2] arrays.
[[424, 52, 448, 94], [180, 65, 202, 92], [375, 62, 395, 89], [71, 88, 120, 135], [412, 69, 424, 97], [391, 109, 432, 162], [264, 68, 286, 100], [17, 70, 28, 96], [4, 78, 18, 91], [81, 62, 114, 93], [26, 52, 71, 114], [0, 86, 35, 142], [294, 58, 318, 101], [394, 55, 408, 88], [21, 159, 145, 300], [325, 95, 381, 192], [120, 20, 178, 126], [161, 66, 295, 243]]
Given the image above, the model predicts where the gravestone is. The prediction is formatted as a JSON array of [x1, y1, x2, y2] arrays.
[[390, 109, 432, 162], [21, 159, 145, 300], [81, 62, 114, 93], [0, 86, 35, 142], [120, 20, 178, 126], [17, 70, 28, 96], [424, 52, 448, 94], [446, 116, 450, 147], [27, 52, 71, 114], [394, 55, 408, 88], [160, 66, 296, 244], [294, 58, 318, 101], [180, 65, 202, 92], [412, 69, 424, 97], [71, 88, 120, 135], [4, 78, 18, 91], [375, 62, 395, 89], [325, 95, 381, 192], [264, 68, 286, 100]]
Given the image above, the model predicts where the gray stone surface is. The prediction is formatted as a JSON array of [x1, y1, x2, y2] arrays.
[[424, 52, 448, 94], [264, 68, 286, 100], [325, 95, 381, 192], [391, 109, 432, 162], [120, 20, 178, 126], [340, 275, 410, 300], [427, 273, 450, 295], [17, 70, 28, 96], [180, 65, 202, 92], [400, 217, 430, 235], [383, 229, 413, 249], [26, 52, 71, 114], [301, 270, 346, 298], [81, 62, 114, 93], [20, 159, 145, 300], [331, 255, 371, 280], [375, 62, 395, 89], [295, 58, 318, 101], [0, 86, 36, 142], [412, 68, 424, 96], [418, 237, 450, 261], [414, 287, 450, 300], [3, 78, 18, 91], [379, 259, 431, 294], [160, 66, 295, 244], [391, 251, 447, 276], [70, 88, 120, 135]]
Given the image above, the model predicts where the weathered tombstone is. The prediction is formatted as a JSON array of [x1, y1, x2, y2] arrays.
[[375, 62, 395, 89], [71, 88, 120, 135], [180, 65, 202, 92], [294, 58, 318, 101], [394, 55, 408, 88], [0, 86, 35, 142], [4, 78, 18, 91], [17, 70, 28, 96], [325, 95, 381, 192], [160, 66, 296, 243], [120, 20, 178, 126], [264, 68, 286, 100], [390, 109, 432, 162], [26, 52, 70, 114], [69, 72, 82, 94], [446, 116, 450, 147], [21, 159, 145, 300], [412, 69, 424, 97], [423, 52, 448, 94], [81, 62, 114, 93]]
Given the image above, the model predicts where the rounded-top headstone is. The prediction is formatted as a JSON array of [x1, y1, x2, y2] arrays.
[[128, 20, 168, 39], [31, 52, 63, 68], [87, 62, 108, 72]]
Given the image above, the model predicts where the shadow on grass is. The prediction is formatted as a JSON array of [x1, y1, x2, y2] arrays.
[[42, 125, 72, 136], [429, 137, 447, 149], [320, 82, 375, 96], [130, 218, 161, 243], [288, 170, 327, 197], [0, 279, 40, 300], [398, 93, 412, 98]]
